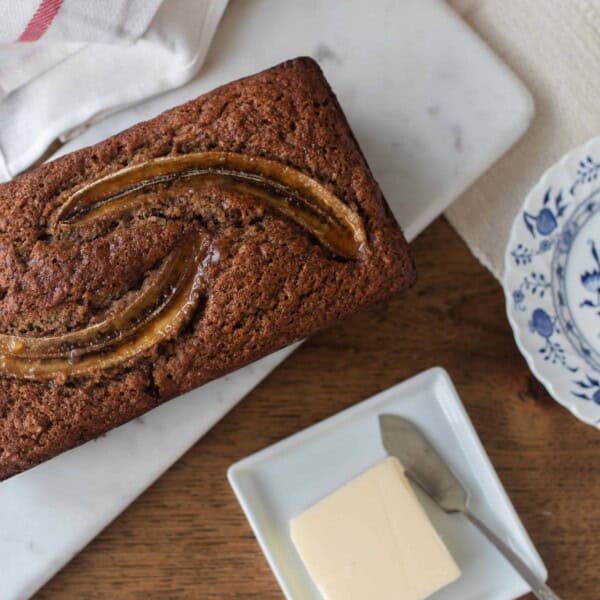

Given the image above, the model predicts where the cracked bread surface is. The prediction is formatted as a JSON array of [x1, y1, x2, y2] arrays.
[[0, 57, 415, 480]]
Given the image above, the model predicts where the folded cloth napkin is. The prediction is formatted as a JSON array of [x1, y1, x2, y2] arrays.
[[0, 0, 228, 180], [445, 0, 600, 280]]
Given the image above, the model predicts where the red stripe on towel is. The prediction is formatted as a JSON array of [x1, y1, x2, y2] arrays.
[[18, 0, 64, 42]]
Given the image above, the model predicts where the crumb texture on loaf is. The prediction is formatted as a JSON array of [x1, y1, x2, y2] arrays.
[[0, 57, 415, 480]]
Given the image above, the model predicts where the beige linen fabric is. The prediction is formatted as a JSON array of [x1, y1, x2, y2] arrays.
[[446, 0, 600, 279]]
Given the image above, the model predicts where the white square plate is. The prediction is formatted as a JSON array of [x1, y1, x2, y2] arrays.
[[228, 367, 547, 600]]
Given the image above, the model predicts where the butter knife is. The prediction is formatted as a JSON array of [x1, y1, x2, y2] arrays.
[[379, 414, 561, 600]]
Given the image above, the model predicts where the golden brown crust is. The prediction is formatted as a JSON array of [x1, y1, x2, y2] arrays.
[[0, 57, 415, 480]]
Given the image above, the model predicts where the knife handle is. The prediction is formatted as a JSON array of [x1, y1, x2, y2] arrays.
[[465, 512, 561, 600]]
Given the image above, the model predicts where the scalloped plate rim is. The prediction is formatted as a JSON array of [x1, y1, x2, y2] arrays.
[[503, 136, 600, 428]]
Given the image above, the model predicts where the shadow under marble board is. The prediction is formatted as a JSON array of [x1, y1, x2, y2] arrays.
[[0, 0, 532, 598]]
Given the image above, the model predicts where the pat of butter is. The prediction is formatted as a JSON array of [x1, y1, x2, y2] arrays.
[[290, 456, 460, 600]]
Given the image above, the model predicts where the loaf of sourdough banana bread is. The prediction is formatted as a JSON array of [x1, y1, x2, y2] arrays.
[[0, 57, 415, 480]]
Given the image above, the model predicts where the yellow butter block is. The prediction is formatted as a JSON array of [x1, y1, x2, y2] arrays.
[[290, 456, 460, 600]]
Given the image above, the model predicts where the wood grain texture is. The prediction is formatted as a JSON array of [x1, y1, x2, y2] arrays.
[[35, 217, 600, 600]]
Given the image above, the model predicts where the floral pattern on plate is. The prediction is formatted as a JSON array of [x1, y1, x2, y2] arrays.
[[504, 138, 600, 428]]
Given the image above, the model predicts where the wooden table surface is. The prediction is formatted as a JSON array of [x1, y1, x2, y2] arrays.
[[36, 217, 600, 600]]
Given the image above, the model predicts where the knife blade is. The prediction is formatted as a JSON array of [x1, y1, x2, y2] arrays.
[[378, 413, 467, 511]]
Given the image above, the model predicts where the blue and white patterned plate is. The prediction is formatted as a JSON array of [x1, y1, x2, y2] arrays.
[[504, 137, 600, 428]]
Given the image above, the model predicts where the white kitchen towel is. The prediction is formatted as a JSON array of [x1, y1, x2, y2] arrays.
[[445, 0, 600, 280], [0, 0, 228, 180]]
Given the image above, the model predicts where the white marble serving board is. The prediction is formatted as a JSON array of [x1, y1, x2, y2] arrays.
[[0, 1, 532, 598]]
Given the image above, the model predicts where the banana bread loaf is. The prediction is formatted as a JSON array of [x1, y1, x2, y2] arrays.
[[0, 57, 416, 480]]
